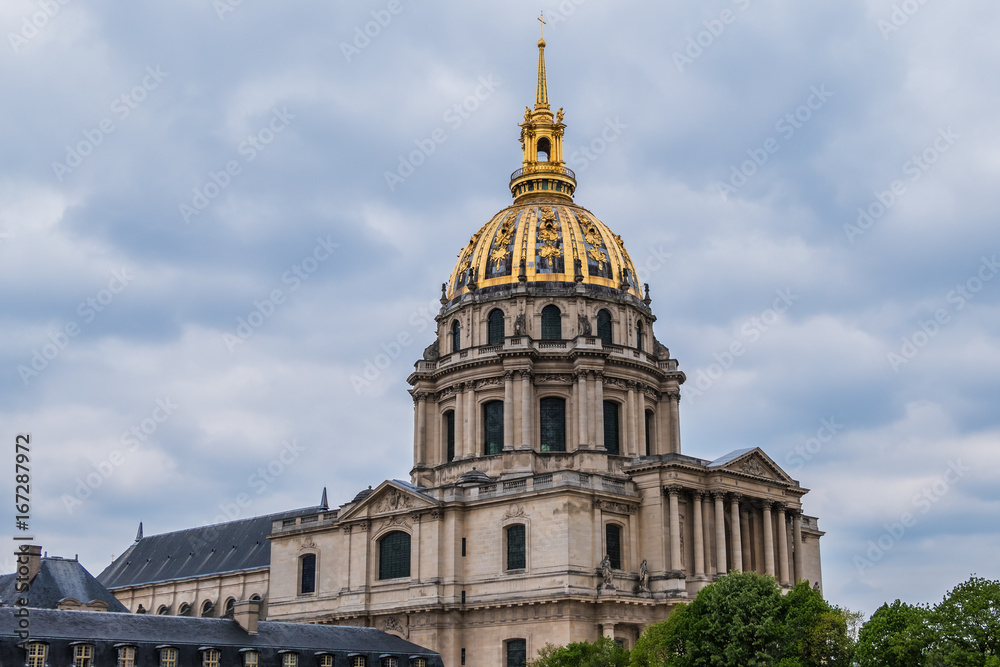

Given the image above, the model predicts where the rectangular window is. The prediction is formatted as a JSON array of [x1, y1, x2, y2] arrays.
[[27, 643, 47, 667], [606, 524, 622, 570], [382, 659, 398, 667], [506, 639, 527, 667], [119, 647, 136, 667], [462, 537, 466, 557], [352, 657, 367, 667], [300, 553, 316, 594], [483, 401, 504, 455], [645, 411, 653, 456], [446, 411, 455, 462], [203, 649, 221, 667], [74, 645, 94, 667], [539, 397, 566, 452], [506, 524, 526, 570], [160, 648, 178, 667], [244, 652, 260, 667], [282, 654, 298, 667], [319, 657, 334, 667], [603, 401, 620, 455], [413, 660, 427, 667]]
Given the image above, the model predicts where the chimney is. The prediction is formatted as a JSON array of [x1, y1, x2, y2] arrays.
[[21, 545, 43, 583], [233, 600, 260, 635]]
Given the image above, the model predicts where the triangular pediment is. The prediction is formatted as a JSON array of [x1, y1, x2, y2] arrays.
[[708, 448, 795, 484], [337, 480, 437, 522]]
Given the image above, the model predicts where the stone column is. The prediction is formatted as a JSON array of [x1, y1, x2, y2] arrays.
[[602, 623, 615, 640], [777, 504, 790, 586], [454, 383, 465, 459], [667, 486, 682, 572], [637, 390, 647, 456], [413, 392, 427, 464], [520, 371, 532, 449], [503, 372, 514, 451], [703, 494, 715, 576], [626, 382, 637, 456], [667, 390, 681, 454], [466, 383, 476, 457], [729, 494, 743, 572], [576, 371, 588, 448], [762, 501, 775, 576], [714, 493, 727, 575], [740, 503, 752, 571], [792, 512, 804, 583], [595, 372, 605, 449], [692, 491, 705, 577]]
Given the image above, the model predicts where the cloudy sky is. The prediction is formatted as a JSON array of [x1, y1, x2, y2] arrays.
[[2, 0, 998, 619]]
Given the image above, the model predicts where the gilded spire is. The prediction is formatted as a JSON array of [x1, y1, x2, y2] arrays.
[[535, 12, 549, 110]]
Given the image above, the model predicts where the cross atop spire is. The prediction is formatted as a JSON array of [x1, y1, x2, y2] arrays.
[[538, 12, 546, 41], [535, 14, 549, 110]]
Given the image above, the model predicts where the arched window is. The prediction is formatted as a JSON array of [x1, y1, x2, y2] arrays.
[[537, 137, 551, 162], [645, 410, 654, 456], [488, 308, 505, 345], [539, 397, 566, 452], [603, 401, 620, 455], [483, 400, 504, 455], [506, 524, 526, 570], [201, 600, 213, 617], [597, 309, 612, 345], [157, 605, 170, 615], [506, 639, 527, 667], [224, 598, 235, 617], [379, 531, 411, 580], [451, 320, 461, 353], [444, 410, 455, 462], [300, 554, 316, 594], [541, 305, 561, 340], [606, 524, 622, 570], [636, 320, 645, 351], [177, 602, 191, 616], [26, 643, 48, 667]]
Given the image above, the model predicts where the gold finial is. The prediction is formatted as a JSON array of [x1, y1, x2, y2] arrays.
[[538, 12, 546, 41]]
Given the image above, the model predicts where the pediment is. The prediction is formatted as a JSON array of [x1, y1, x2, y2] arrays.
[[710, 448, 795, 484], [337, 480, 436, 522]]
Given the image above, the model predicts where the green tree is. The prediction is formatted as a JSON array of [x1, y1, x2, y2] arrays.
[[929, 575, 1000, 666], [855, 599, 932, 667], [629, 604, 688, 667], [528, 636, 630, 667], [781, 581, 852, 666]]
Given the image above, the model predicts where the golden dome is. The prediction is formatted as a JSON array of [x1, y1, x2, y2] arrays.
[[446, 201, 642, 302]]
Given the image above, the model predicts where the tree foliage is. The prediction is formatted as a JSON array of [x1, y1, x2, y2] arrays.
[[528, 636, 630, 667]]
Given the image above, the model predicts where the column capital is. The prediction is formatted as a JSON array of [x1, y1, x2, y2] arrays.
[[664, 484, 683, 497], [729, 492, 743, 503], [520, 369, 533, 381], [774, 501, 787, 513], [761, 499, 774, 510], [690, 490, 704, 501], [711, 491, 727, 502], [666, 389, 681, 401], [575, 369, 589, 380], [503, 370, 515, 381], [412, 391, 429, 403]]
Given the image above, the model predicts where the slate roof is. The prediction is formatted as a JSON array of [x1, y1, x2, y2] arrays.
[[0, 556, 128, 611], [97, 506, 321, 589], [706, 447, 756, 468], [0, 608, 443, 666]]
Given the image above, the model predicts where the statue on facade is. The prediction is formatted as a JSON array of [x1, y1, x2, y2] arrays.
[[600, 554, 614, 589], [577, 313, 592, 336], [638, 559, 649, 593], [514, 312, 527, 336]]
